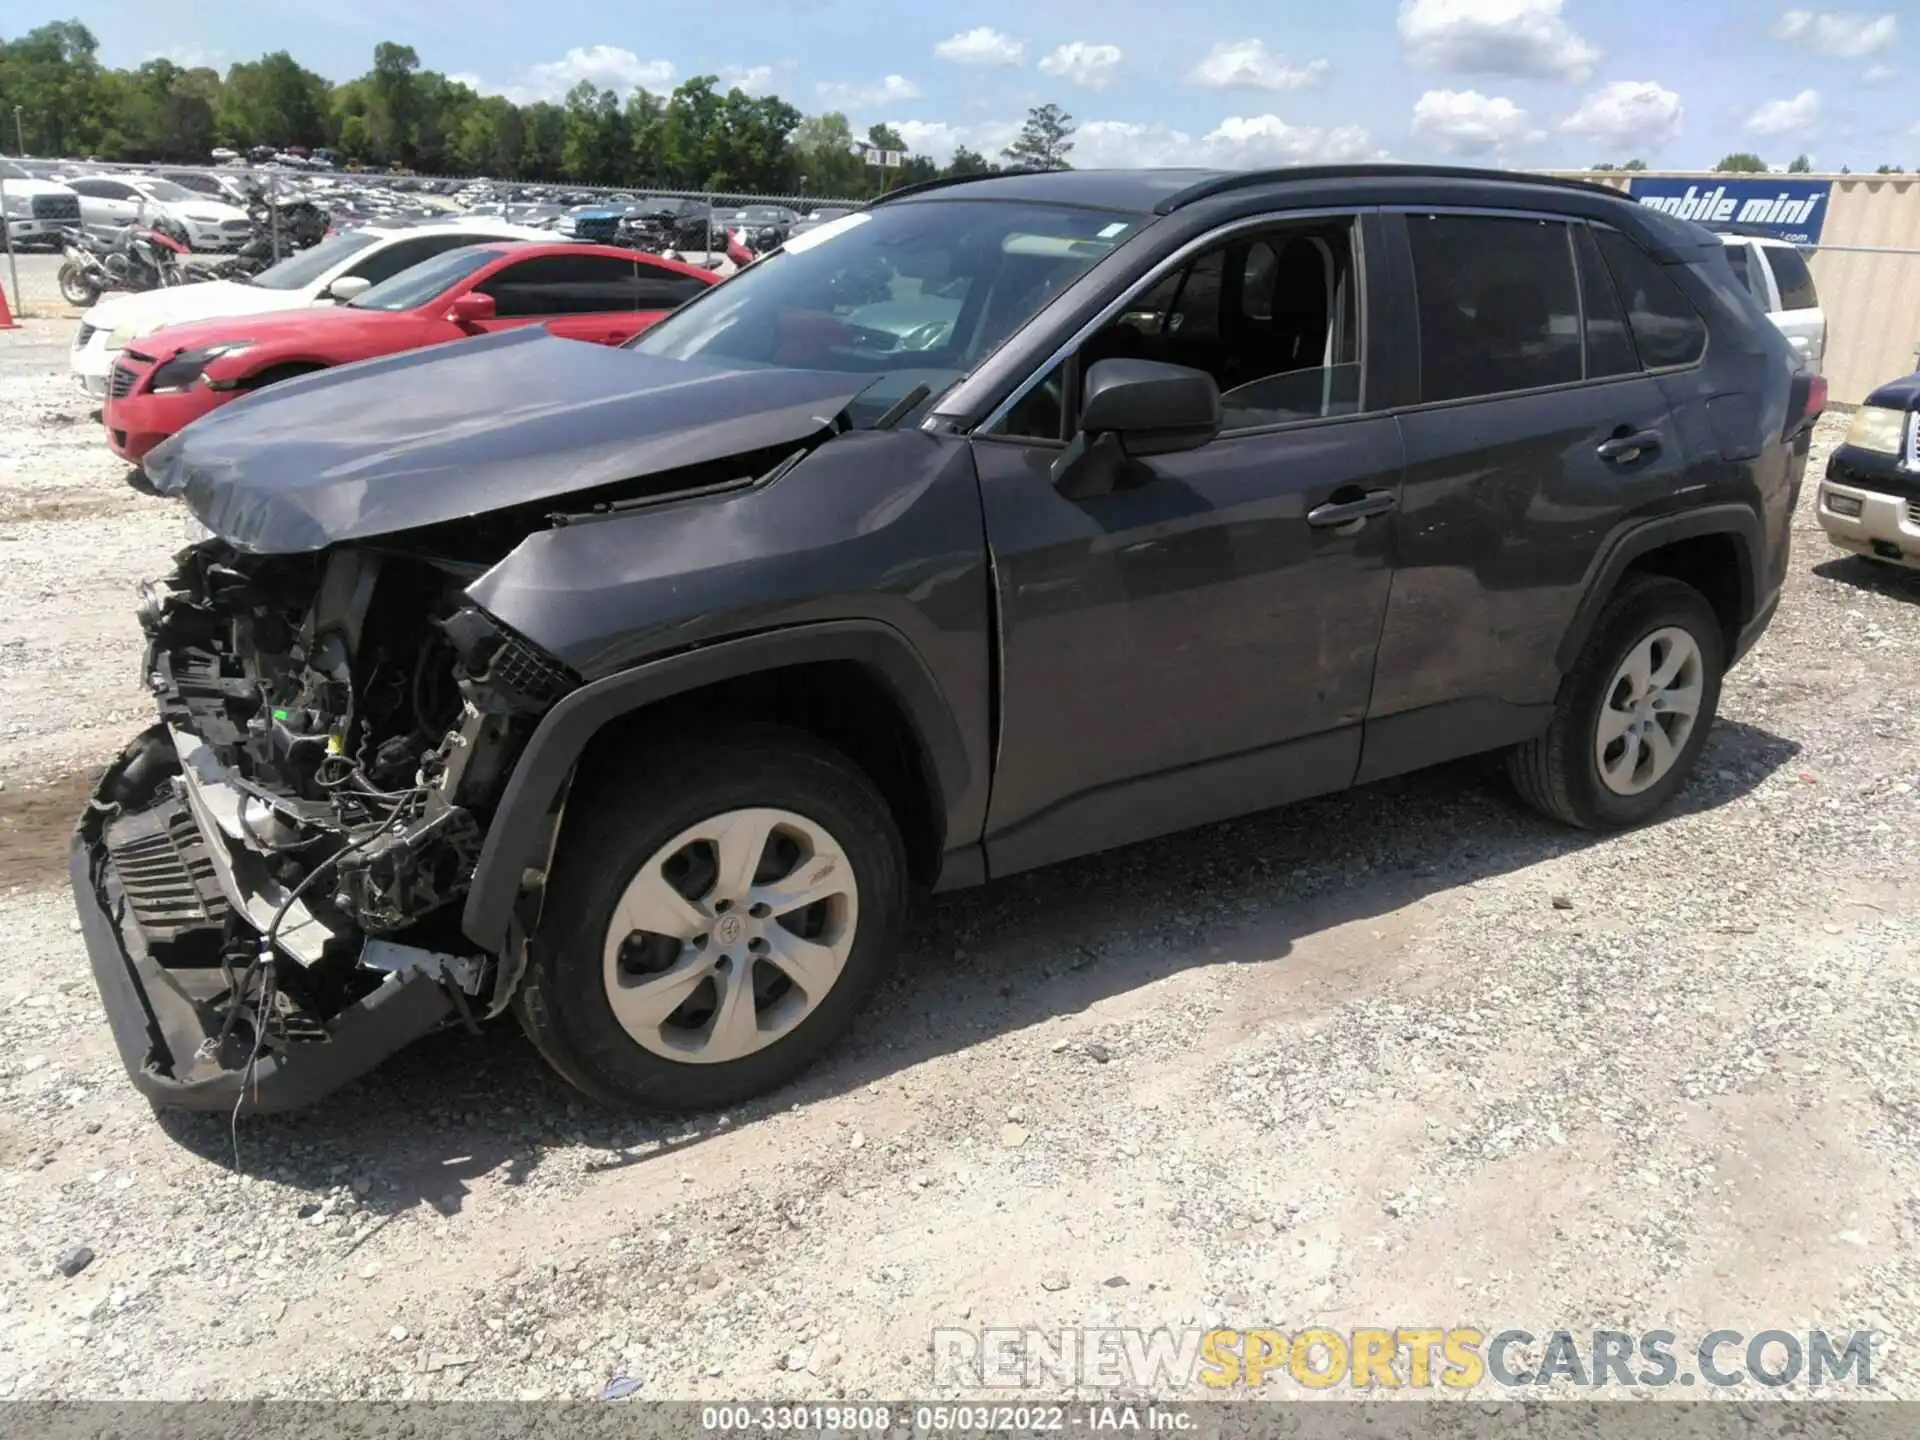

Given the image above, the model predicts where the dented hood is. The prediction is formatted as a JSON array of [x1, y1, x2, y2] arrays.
[[141, 328, 871, 554]]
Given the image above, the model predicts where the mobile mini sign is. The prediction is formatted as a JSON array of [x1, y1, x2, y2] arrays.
[[1626, 176, 1832, 246]]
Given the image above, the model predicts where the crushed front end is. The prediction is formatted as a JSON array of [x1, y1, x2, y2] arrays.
[[72, 539, 575, 1112]]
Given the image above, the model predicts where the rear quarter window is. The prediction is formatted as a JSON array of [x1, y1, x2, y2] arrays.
[[1594, 228, 1708, 369], [1763, 245, 1820, 311]]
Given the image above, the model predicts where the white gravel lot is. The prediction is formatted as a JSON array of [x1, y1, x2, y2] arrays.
[[1, 312, 1917, 1405]]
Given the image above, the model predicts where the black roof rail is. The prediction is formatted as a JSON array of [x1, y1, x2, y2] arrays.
[[1154, 163, 1631, 214], [868, 169, 1040, 206]]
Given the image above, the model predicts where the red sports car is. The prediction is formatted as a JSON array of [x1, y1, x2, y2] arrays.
[[102, 241, 716, 463]]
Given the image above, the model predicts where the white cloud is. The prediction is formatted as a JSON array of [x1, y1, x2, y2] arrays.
[[722, 65, 776, 95], [1559, 80, 1685, 152], [1039, 42, 1124, 90], [1863, 61, 1895, 83], [1072, 115, 1385, 168], [1772, 10, 1897, 58], [517, 45, 676, 101], [1411, 88, 1541, 155], [934, 27, 1027, 67], [146, 44, 226, 69], [816, 74, 924, 109], [1747, 88, 1822, 137], [1187, 39, 1330, 91], [448, 71, 487, 92], [885, 118, 1023, 163], [1399, 0, 1601, 81]]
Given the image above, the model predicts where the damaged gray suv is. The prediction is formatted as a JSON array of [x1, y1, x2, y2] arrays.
[[73, 166, 1819, 1114]]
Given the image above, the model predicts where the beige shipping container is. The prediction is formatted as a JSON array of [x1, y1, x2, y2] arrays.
[[1559, 170, 1920, 406]]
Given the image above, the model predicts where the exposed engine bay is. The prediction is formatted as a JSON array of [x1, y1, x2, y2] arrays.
[[81, 538, 577, 1092]]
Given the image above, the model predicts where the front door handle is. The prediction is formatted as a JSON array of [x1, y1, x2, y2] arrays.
[[1307, 488, 1398, 529], [1597, 429, 1663, 463]]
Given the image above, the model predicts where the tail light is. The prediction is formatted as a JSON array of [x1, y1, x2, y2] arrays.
[[1787, 371, 1827, 440]]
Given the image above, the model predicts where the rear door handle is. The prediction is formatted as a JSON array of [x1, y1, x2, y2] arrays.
[[1597, 429, 1663, 463], [1307, 489, 1398, 529]]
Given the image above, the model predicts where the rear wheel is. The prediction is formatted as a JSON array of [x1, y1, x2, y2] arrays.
[[1509, 573, 1725, 830], [58, 262, 100, 308], [515, 725, 908, 1111]]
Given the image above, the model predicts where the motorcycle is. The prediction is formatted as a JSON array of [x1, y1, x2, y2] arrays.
[[57, 214, 193, 308], [193, 191, 331, 280]]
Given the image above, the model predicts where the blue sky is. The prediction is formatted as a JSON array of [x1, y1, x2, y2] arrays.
[[17, 1, 1916, 170]]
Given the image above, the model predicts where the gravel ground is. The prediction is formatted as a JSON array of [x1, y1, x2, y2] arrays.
[[1, 312, 1917, 1404]]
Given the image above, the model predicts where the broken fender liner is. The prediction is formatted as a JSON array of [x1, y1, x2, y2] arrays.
[[72, 829, 455, 1115], [139, 330, 873, 554]]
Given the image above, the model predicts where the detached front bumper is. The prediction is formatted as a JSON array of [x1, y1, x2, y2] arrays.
[[71, 728, 457, 1113]]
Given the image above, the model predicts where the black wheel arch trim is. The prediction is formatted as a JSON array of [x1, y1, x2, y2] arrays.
[[460, 619, 973, 954], [1554, 502, 1762, 675]]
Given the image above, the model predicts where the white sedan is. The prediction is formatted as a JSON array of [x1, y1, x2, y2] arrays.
[[65, 174, 254, 252], [71, 218, 560, 398]]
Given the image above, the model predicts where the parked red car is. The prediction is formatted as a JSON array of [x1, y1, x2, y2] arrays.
[[102, 242, 716, 463]]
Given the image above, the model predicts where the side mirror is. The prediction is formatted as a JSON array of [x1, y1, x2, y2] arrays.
[[445, 291, 496, 325], [325, 275, 371, 302], [1052, 358, 1222, 497]]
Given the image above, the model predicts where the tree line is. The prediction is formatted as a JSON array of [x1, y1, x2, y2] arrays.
[[0, 21, 1078, 195]]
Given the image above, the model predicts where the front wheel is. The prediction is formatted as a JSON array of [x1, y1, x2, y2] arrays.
[[58, 262, 101, 308], [515, 725, 908, 1111], [1509, 573, 1726, 830]]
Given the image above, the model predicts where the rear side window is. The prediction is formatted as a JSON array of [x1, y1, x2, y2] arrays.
[[1573, 224, 1638, 379], [1763, 245, 1819, 311], [1594, 228, 1707, 369], [1407, 214, 1583, 403]]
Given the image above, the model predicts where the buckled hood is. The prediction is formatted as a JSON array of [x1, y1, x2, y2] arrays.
[[140, 328, 871, 554]]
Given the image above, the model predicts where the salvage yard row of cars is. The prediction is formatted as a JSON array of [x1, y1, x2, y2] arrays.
[[47, 161, 1920, 1129]]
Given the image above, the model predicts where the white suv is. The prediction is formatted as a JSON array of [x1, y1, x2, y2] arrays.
[[1719, 233, 1825, 372]]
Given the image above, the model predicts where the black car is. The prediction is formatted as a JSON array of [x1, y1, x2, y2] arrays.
[[72, 165, 1820, 1116]]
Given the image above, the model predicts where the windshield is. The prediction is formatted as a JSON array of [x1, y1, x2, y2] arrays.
[[251, 229, 379, 290], [632, 199, 1142, 413], [350, 246, 500, 311], [0, 160, 26, 182], [136, 179, 197, 203]]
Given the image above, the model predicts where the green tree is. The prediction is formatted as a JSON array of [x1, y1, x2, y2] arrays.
[[1876, 163, 1904, 174], [218, 51, 332, 150], [366, 41, 421, 165], [945, 145, 992, 178], [1003, 103, 1074, 171], [0, 21, 110, 156], [791, 111, 865, 196], [1714, 151, 1767, 174], [561, 80, 630, 184], [1622, 158, 1648, 171], [1787, 153, 1812, 173], [519, 101, 566, 179]]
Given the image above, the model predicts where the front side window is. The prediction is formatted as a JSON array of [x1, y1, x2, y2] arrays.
[[1407, 214, 1582, 403], [1594, 227, 1708, 369], [349, 247, 501, 312], [632, 199, 1143, 418], [996, 217, 1364, 441]]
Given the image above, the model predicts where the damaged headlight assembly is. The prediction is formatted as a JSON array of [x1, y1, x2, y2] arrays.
[[148, 340, 257, 394]]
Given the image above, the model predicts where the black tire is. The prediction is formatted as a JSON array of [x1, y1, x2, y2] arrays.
[[1509, 573, 1725, 830], [58, 262, 100, 308], [515, 724, 909, 1112]]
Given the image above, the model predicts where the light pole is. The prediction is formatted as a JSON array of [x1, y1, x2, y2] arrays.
[[12, 107, 22, 157]]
